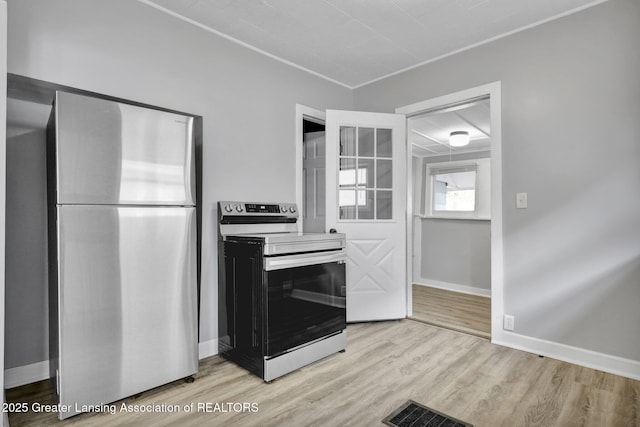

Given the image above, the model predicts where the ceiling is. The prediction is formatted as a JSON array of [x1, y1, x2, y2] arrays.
[[141, 0, 605, 88], [409, 97, 490, 157]]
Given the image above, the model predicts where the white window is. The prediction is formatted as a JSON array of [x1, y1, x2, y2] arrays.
[[432, 166, 477, 212], [422, 158, 490, 220]]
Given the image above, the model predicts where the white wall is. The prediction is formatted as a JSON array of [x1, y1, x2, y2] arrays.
[[356, 0, 640, 374], [5, 0, 352, 375]]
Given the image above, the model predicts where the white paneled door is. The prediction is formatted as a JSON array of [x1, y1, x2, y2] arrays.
[[326, 110, 406, 322], [303, 131, 326, 233]]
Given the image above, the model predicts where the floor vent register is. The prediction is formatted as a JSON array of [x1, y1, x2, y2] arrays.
[[383, 400, 473, 427]]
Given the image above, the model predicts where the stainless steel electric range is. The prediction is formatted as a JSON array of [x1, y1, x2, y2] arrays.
[[217, 201, 347, 382]]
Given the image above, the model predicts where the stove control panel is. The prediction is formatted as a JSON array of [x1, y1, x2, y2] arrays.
[[219, 201, 298, 217], [246, 203, 280, 214]]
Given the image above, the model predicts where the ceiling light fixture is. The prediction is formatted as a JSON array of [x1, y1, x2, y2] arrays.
[[449, 131, 470, 147]]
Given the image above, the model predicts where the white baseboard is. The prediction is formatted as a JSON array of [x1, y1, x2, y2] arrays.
[[414, 280, 639, 380], [494, 331, 640, 381], [198, 338, 218, 360], [5, 340, 220, 389], [4, 360, 49, 389], [414, 279, 491, 298]]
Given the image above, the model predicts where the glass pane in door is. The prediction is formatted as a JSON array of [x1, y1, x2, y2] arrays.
[[377, 128, 392, 158], [339, 127, 356, 156], [338, 125, 393, 220], [358, 127, 375, 157], [357, 158, 374, 189], [376, 159, 392, 189], [339, 158, 356, 187], [357, 190, 374, 219], [376, 190, 392, 219], [339, 189, 357, 220]]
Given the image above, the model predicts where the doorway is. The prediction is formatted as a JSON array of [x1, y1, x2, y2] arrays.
[[296, 106, 407, 322], [302, 117, 326, 233], [294, 83, 502, 330], [397, 81, 503, 341], [408, 97, 492, 338], [295, 105, 326, 233]]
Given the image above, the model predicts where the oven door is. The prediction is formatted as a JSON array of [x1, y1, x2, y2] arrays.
[[264, 250, 346, 357]]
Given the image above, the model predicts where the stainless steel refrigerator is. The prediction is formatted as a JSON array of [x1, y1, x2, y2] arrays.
[[47, 91, 198, 419]]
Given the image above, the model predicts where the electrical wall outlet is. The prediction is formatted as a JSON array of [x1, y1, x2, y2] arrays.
[[503, 314, 515, 331], [516, 192, 528, 209]]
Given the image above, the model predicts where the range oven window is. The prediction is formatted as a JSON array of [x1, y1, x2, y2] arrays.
[[265, 261, 346, 357]]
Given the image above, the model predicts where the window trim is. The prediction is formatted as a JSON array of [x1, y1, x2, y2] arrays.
[[422, 158, 491, 220], [432, 167, 478, 213]]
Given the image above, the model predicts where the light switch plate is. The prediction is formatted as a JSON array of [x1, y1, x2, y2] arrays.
[[516, 192, 527, 209]]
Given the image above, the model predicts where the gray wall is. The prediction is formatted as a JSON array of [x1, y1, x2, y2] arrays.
[[5, 0, 353, 369], [420, 219, 490, 290], [5, 99, 50, 369], [415, 152, 491, 291], [358, 0, 640, 361]]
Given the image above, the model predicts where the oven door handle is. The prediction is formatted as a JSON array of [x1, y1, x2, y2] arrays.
[[264, 250, 346, 271]]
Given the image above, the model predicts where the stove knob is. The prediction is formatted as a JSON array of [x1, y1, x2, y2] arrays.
[[235, 205, 244, 212], [224, 204, 233, 213], [281, 206, 288, 213], [289, 206, 297, 213]]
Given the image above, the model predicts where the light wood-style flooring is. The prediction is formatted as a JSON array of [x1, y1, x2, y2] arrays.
[[412, 284, 491, 339], [7, 320, 639, 426]]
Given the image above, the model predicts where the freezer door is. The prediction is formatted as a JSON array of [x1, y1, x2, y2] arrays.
[[54, 91, 195, 205], [56, 205, 198, 419]]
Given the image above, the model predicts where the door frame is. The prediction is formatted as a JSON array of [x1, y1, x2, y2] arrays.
[[295, 104, 326, 233], [396, 81, 504, 341]]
